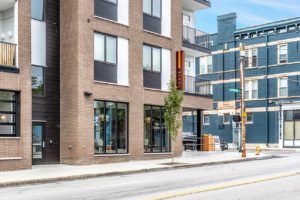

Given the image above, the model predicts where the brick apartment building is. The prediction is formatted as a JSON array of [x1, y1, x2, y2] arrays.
[[198, 13, 300, 149], [0, 0, 212, 171]]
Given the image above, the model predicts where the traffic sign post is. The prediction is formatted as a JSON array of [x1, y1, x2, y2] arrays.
[[229, 88, 241, 93], [240, 43, 247, 158]]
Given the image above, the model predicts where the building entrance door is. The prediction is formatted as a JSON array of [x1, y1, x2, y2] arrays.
[[283, 110, 300, 147], [182, 108, 202, 151], [32, 122, 46, 164]]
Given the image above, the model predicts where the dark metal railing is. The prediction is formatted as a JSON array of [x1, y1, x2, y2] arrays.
[[184, 75, 196, 94], [182, 25, 210, 49], [0, 41, 17, 67], [184, 75, 212, 95], [183, 137, 225, 152]]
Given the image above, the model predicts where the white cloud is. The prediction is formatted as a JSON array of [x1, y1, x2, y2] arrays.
[[207, 1, 271, 27]]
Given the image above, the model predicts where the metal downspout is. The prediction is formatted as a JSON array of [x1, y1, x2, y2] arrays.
[[265, 34, 269, 146]]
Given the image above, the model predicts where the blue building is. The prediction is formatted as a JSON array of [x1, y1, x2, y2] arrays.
[[197, 13, 300, 148]]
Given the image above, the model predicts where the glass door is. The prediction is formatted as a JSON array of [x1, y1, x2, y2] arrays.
[[294, 111, 300, 147], [283, 110, 300, 147], [32, 122, 45, 164]]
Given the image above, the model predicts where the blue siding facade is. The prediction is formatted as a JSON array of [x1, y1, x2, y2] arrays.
[[197, 13, 300, 146]]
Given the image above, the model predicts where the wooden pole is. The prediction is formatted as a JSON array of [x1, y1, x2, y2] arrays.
[[239, 43, 246, 158]]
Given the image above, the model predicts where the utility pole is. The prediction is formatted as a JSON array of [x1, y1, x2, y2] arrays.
[[239, 43, 246, 157]]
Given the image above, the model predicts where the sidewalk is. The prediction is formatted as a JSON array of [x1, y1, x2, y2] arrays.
[[0, 151, 271, 187]]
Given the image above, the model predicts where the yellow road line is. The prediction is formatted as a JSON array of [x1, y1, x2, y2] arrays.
[[143, 171, 300, 200]]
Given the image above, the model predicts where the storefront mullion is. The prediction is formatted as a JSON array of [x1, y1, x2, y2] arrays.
[[94, 100, 128, 155], [144, 105, 170, 153], [104, 103, 107, 154], [149, 106, 153, 152], [117, 103, 128, 153], [115, 103, 118, 154], [152, 106, 161, 152], [160, 107, 162, 152]]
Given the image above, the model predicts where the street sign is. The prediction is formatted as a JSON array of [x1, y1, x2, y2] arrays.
[[229, 88, 241, 93], [242, 112, 247, 117]]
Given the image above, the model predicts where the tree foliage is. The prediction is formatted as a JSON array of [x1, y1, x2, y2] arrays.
[[164, 79, 184, 145]]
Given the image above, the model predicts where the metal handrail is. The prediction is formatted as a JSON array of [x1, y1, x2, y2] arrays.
[[182, 25, 210, 49], [0, 41, 17, 67], [183, 137, 223, 152], [184, 75, 212, 95]]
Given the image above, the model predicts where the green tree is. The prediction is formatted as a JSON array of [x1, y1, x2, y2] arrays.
[[164, 79, 184, 163]]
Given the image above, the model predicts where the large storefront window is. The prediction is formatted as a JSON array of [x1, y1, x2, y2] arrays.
[[94, 100, 128, 154], [0, 91, 19, 137], [283, 110, 300, 147], [144, 105, 170, 153]]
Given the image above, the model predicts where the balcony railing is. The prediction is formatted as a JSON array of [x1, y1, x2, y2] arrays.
[[184, 75, 212, 95], [0, 41, 16, 67], [183, 25, 210, 49]]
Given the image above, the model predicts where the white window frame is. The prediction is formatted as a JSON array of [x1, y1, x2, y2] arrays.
[[94, 32, 117, 65], [223, 114, 230, 125], [244, 48, 258, 68], [278, 77, 288, 97], [245, 80, 258, 100], [278, 43, 288, 64], [182, 13, 190, 22], [143, 44, 161, 72], [143, 0, 161, 19], [203, 114, 210, 125], [199, 55, 213, 74], [199, 82, 212, 95], [246, 112, 253, 124], [185, 60, 191, 69]]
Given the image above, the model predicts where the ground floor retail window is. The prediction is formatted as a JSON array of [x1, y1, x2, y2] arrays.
[[0, 91, 19, 137], [94, 100, 128, 154], [144, 105, 170, 153]]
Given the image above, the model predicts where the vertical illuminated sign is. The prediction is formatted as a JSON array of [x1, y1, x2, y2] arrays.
[[176, 51, 185, 90]]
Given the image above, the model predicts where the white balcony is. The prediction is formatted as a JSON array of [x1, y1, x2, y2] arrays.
[[0, 0, 17, 67], [182, 0, 211, 12], [182, 25, 210, 57]]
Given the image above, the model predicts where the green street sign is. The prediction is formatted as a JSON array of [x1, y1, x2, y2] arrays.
[[229, 88, 241, 93]]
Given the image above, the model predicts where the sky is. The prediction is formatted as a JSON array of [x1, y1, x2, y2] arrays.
[[195, 0, 300, 34]]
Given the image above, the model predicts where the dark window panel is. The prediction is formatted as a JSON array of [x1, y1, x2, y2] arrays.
[[94, 0, 118, 21], [0, 90, 19, 137]]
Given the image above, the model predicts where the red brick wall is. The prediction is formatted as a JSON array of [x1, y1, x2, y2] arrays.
[[59, 0, 212, 165], [0, 0, 32, 171]]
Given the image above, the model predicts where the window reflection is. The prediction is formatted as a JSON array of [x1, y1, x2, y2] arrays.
[[144, 105, 170, 153], [94, 100, 128, 154], [31, 0, 44, 20]]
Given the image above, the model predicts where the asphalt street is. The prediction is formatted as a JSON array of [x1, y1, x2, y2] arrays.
[[0, 152, 299, 200]]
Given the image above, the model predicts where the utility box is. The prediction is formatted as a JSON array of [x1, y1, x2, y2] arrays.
[[203, 134, 214, 151], [232, 121, 242, 151]]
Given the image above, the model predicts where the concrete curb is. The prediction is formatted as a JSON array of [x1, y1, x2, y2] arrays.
[[0, 155, 272, 187], [228, 148, 300, 153]]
